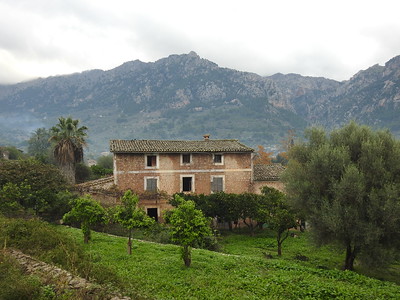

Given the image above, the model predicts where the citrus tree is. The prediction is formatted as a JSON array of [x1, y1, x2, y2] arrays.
[[63, 195, 106, 243], [165, 195, 212, 267], [113, 190, 155, 254]]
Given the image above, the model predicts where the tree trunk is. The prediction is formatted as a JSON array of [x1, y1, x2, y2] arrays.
[[228, 221, 233, 231], [277, 242, 282, 256], [182, 245, 192, 267], [82, 223, 90, 244], [128, 229, 132, 255], [343, 244, 358, 271], [60, 162, 76, 185], [277, 232, 282, 256]]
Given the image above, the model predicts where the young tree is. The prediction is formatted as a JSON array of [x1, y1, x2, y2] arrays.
[[63, 195, 106, 243], [283, 122, 400, 270], [259, 186, 297, 256], [113, 190, 155, 254], [49, 117, 88, 184], [164, 195, 212, 267]]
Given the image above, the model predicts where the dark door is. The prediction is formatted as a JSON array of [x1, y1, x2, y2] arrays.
[[147, 208, 158, 222]]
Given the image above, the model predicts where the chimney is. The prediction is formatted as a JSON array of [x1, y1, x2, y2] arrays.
[[203, 134, 210, 141]]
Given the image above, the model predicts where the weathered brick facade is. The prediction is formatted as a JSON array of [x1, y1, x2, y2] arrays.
[[101, 138, 287, 221], [110, 138, 255, 219], [113, 152, 253, 194]]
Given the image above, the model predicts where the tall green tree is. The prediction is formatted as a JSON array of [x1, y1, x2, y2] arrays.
[[283, 122, 400, 270], [63, 195, 107, 243], [114, 190, 155, 255], [165, 195, 212, 267], [27, 128, 53, 163], [49, 117, 88, 184]]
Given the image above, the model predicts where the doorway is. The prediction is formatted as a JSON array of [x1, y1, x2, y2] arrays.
[[147, 208, 158, 222]]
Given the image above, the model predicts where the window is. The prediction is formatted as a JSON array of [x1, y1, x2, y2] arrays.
[[145, 154, 158, 168], [181, 175, 194, 192], [145, 177, 158, 192], [211, 176, 224, 193], [213, 154, 223, 165], [181, 153, 191, 164]]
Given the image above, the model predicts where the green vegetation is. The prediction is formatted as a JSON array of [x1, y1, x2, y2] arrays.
[[258, 186, 297, 256], [49, 116, 88, 184], [1, 213, 399, 299], [57, 225, 400, 299], [63, 195, 107, 243], [27, 127, 53, 164], [0, 159, 70, 220], [113, 190, 155, 254], [165, 195, 212, 267], [284, 121, 400, 270]]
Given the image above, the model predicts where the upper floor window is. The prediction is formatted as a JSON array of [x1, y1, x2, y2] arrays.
[[145, 177, 158, 192], [181, 153, 192, 165], [213, 153, 224, 165], [145, 154, 158, 168], [181, 175, 194, 192], [211, 176, 224, 193]]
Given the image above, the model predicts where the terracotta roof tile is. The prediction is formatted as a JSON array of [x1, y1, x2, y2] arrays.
[[110, 139, 254, 153], [253, 164, 285, 181]]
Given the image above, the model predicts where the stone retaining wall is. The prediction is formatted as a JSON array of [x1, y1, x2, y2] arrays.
[[4, 248, 131, 300]]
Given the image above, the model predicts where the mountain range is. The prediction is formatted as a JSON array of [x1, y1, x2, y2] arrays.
[[1, 51, 399, 156]]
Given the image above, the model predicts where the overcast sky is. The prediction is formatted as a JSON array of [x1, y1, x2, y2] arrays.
[[1, 0, 400, 84]]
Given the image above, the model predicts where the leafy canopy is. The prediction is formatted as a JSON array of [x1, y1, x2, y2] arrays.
[[283, 121, 400, 270], [63, 195, 106, 243], [165, 195, 212, 266], [114, 190, 154, 230]]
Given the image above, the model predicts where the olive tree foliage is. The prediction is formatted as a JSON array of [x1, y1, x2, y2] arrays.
[[113, 190, 155, 255], [63, 195, 107, 243], [165, 195, 212, 267], [283, 122, 400, 270]]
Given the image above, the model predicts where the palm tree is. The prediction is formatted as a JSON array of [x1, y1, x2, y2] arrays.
[[49, 117, 88, 184]]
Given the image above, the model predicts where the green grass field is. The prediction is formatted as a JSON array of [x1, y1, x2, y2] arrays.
[[58, 226, 400, 300]]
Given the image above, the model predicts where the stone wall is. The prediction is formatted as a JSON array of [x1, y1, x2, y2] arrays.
[[4, 248, 130, 300]]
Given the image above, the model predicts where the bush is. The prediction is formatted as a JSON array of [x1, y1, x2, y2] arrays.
[[0, 159, 69, 220], [0, 216, 90, 276]]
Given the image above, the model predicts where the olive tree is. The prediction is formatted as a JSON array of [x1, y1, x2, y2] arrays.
[[283, 122, 400, 270]]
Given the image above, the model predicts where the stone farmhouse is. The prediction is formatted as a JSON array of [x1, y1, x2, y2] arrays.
[[77, 136, 285, 221], [103, 135, 284, 221]]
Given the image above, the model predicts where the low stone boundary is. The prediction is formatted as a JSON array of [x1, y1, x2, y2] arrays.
[[4, 248, 130, 300]]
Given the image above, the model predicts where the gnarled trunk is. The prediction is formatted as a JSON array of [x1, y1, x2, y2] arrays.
[[343, 244, 359, 271]]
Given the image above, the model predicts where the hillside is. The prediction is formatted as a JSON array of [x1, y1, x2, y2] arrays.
[[0, 52, 399, 155]]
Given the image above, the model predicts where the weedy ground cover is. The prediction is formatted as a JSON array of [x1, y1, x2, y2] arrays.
[[59, 226, 400, 300]]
